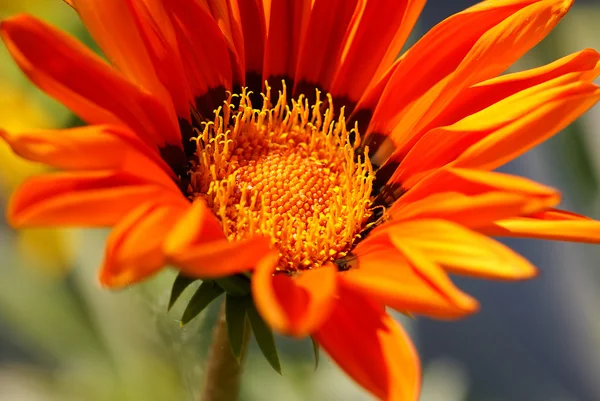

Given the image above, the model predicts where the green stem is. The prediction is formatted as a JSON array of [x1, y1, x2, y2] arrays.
[[200, 304, 249, 401]]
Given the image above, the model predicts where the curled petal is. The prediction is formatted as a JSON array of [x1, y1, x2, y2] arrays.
[[164, 199, 271, 277], [252, 254, 337, 336], [100, 201, 189, 288]]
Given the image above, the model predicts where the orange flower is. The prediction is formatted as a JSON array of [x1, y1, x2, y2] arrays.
[[2, 0, 600, 399]]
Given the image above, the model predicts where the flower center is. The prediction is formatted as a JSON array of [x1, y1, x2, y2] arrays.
[[187, 84, 374, 271]]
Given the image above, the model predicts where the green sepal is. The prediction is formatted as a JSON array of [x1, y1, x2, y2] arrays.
[[225, 294, 249, 361], [180, 281, 224, 325], [168, 273, 197, 311], [247, 303, 282, 375], [215, 275, 251, 297], [310, 336, 320, 371]]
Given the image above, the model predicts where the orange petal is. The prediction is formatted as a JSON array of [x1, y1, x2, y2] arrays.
[[380, 49, 600, 170], [0, 15, 180, 147], [100, 201, 189, 288], [350, 58, 401, 134], [203, 0, 245, 84], [252, 254, 337, 336], [367, 0, 573, 163], [330, 0, 425, 104], [420, 48, 600, 134], [263, 0, 311, 88], [368, 0, 426, 90], [164, 199, 271, 277], [8, 171, 182, 227], [390, 168, 561, 226], [479, 209, 600, 243], [314, 288, 420, 401], [0, 125, 178, 187], [391, 192, 538, 229], [71, 0, 173, 112], [293, 0, 360, 92], [376, 219, 538, 280], [452, 84, 600, 171], [231, 0, 266, 83], [393, 77, 600, 181], [128, 0, 193, 118], [344, 237, 479, 319], [165, 0, 233, 96]]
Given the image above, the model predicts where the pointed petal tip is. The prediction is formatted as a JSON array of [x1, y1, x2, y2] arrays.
[[454, 290, 480, 316]]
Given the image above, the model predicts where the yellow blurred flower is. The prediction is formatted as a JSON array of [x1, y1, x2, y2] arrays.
[[0, 67, 73, 276], [0, 0, 79, 276]]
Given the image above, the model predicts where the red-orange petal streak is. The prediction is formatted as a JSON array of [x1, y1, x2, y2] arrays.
[[263, 0, 311, 86], [391, 192, 538, 229], [232, 0, 266, 80], [128, 0, 193, 118], [293, 0, 359, 92], [165, 0, 234, 96], [72, 0, 173, 112], [330, 0, 424, 103], [369, 0, 426, 89]]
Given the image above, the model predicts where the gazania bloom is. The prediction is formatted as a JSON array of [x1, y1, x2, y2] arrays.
[[2, 0, 600, 399]]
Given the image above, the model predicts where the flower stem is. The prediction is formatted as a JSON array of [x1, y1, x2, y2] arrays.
[[200, 303, 249, 401]]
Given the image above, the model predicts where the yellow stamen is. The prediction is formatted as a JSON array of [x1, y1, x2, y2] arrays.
[[188, 83, 374, 271]]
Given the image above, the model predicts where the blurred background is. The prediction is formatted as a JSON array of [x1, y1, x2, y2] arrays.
[[1, 1, 599, 400]]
